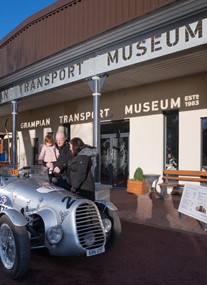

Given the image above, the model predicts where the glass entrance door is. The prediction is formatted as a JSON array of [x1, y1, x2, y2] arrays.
[[101, 133, 129, 187]]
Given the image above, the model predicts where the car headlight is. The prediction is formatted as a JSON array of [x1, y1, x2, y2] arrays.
[[102, 218, 112, 234], [46, 225, 63, 245]]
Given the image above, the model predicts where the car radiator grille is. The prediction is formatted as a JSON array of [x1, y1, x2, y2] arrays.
[[75, 202, 105, 250]]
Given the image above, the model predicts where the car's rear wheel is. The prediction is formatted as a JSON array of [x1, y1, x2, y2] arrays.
[[0, 215, 30, 279]]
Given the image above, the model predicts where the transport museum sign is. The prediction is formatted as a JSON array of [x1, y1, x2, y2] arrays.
[[19, 94, 202, 128], [0, 18, 206, 104]]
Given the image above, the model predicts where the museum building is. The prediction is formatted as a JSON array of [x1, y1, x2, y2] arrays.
[[0, 0, 207, 188]]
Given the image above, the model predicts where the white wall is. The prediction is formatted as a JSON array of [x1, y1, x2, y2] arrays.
[[17, 131, 28, 167], [129, 108, 207, 179], [129, 114, 163, 178], [71, 122, 93, 146]]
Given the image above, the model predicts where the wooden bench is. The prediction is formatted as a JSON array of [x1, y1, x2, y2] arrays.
[[159, 169, 207, 199]]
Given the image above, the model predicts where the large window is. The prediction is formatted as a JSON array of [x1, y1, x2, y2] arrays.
[[101, 120, 129, 187], [164, 110, 179, 169], [201, 118, 207, 169]]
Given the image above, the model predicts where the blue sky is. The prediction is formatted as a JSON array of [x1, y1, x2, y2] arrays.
[[0, 0, 57, 40]]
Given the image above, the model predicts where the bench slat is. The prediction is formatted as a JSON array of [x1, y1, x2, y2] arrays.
[[163, 170, 207, 177], [159, 183, 184, 187], [162, 176, 207, 182]]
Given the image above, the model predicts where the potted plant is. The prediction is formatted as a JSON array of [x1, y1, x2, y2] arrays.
[[127, 167, 148, 195]]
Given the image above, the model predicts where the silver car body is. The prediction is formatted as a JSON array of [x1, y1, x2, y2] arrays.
[[0, 166, 117, 257]]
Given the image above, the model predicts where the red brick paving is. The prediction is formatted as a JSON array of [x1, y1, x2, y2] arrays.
[[110, 188, 207, 236]]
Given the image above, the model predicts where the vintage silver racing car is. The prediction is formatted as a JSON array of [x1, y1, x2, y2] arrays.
[[0, 165, 121, 279]]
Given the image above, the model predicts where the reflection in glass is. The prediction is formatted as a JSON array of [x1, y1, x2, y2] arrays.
[[202, 118, 207, 169], [164, 111, 179, 169]]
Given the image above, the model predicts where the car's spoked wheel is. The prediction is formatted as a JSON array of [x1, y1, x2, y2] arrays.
[[0, 215, 30, 279]]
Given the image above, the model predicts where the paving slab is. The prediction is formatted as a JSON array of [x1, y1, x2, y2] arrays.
[[110, 188, 207, 236]]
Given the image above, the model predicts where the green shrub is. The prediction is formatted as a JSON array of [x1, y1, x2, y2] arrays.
[[133, 167, 143, 181]]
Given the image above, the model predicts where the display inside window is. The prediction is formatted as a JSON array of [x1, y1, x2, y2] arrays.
[[201, 118, 207, 170], [164, 111, 179, 169]]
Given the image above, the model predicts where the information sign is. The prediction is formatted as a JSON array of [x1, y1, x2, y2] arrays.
[[178, 183, 207, 223]]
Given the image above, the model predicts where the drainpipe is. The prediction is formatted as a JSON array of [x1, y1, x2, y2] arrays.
[[11, 100, 20, 167], [88, 75, 107, 183]]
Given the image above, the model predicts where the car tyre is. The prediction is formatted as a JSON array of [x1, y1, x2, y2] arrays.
[[99, 207, 122, 249], [0, 215, 30, 279]]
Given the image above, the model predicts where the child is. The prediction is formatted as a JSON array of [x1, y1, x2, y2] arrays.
[[38, 134, 59, 173]]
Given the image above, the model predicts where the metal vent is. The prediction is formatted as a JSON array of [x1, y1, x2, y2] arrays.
[[75, 202, 105, 250]]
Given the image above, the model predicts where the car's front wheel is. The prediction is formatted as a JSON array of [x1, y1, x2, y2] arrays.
[[99, 207, 122, 249], [0, 215, 30, 279]]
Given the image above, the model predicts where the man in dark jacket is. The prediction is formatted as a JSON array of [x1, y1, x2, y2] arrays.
[[47, 131, 71, 190]]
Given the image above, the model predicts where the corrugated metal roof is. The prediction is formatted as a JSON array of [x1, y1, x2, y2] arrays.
[[0, 0, 177, 77]]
